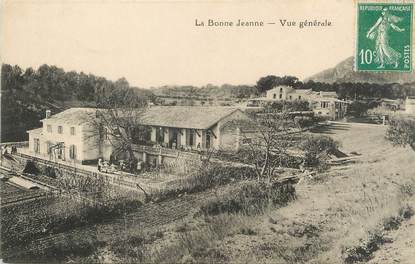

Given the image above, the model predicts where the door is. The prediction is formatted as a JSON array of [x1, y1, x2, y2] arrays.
[[206, 131, 211, 149]]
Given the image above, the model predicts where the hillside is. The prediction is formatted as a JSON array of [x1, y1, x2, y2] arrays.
[[306, 57, 415, 84]]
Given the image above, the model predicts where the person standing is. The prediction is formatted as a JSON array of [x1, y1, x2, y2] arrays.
[[98, 158, 102, 172]]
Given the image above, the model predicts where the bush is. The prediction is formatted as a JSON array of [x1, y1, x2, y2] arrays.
[[43, 166, 57, 178], [300, 135, 339, 169], [151, 164, 256, 202], [22, 160, 40, 175], [346, 101, 370, 117], [342, 230, 386, 264], [386, 117, 415, 150], [269, 100, 311, 112], [200, 181, 296, 216]]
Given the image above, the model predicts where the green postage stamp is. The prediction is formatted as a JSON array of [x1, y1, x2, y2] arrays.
[[356, 3, 413, 72]]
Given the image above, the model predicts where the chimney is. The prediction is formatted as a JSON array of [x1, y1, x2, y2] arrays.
[[45, 110, 51, 119]]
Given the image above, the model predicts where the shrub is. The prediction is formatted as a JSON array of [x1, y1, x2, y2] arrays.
[[300, 135, 339, 169], [346, 101, 370, 117], [200, 181, 296, 216], [269, 100, 311, 112], [342, 230, 386, 264], [399, 205, 414, 220], [386, 117, 415, 151], [22, 160, 40, 175], [43, 166, 57, 178], [151, 164, 256, 202]]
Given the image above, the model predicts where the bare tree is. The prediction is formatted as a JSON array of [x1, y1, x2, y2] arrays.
[[89, 82, 149, 172], [240, 107, 300, 182]]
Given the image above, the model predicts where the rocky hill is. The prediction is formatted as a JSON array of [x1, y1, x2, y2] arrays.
[[306, 57, 415, 84]]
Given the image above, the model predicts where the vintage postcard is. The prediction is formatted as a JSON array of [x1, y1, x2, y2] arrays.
[[1, 0, 415, 263]]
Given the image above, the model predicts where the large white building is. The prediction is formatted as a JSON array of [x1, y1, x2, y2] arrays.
[[27, 106, 252, 164], [27, 108, 103, 164]]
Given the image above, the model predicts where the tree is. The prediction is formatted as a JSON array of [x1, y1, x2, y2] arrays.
[[92, 84, 148, 173], [386, 118, 415, 150], [256, 75, 280, 93], [346, 101, 370, 117], [240, 107, 300, 181], [256, 75, 303, 94]]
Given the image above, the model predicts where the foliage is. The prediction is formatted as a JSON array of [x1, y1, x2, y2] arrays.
[[150, 164, 256, 202], [269, 100, 311, 112], [93, 84, 148, 173], [1, 63, 153, 142], [386, 117, 415, 150], [300, 135, 339, 169], [256, 75, 301, 93], [153, 83, 258, 100], [346, 101, 371, 117], [22, 160, 40, 174], [199, 181, 296, 216]]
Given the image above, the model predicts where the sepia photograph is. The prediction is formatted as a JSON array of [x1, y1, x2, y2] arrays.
[[0, 0, 414, 263]]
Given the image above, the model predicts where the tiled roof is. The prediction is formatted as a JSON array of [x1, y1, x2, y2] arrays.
[[41, 108, 97, 125], [40, 107, 245, 130], [27, 128, 43, 134], [294, 89, 313, 94], [138, 106, 242, 129]]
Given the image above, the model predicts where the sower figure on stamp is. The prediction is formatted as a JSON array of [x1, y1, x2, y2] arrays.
[[366, 7, 405, 69]]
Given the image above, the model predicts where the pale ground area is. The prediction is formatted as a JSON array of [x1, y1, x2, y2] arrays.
[[207, 122, 415, 263]]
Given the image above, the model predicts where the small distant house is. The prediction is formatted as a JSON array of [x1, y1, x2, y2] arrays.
[[246, 85, 348, 120]]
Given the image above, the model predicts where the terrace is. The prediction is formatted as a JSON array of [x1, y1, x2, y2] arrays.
[[3, 143, 185, 193]]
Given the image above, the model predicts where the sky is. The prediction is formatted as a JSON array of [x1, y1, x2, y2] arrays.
[[1, 0, 355, 88]]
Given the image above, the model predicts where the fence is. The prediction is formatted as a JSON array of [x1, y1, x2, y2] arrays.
[[0, 141, 29, 148], [132, 144, 201, 160], [11, 152, 157, 193]]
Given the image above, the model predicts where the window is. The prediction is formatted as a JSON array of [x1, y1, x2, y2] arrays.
[[47, 125, 52, 133], [70, 127, 76, 135], [69, 145, 77, 160], [279, 94, 282, 99], [289, 95, 292, 100], [273, 94, 276, 99], [279, 88, 283, 93], [299, 96, 302, 100], [206, 131, 211, 149], [321, 102, 329, 108], [188, 129, 195, 146], [58, 126, 63, 134], [34, 138, 40, 153]]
